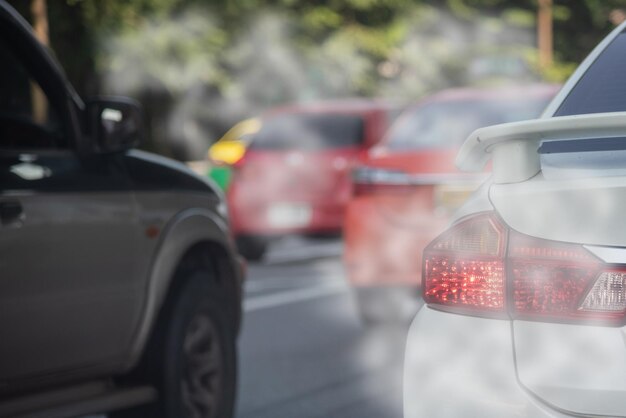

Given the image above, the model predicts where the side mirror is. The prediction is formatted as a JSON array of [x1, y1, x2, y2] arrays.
[[86, 97, 143, 153]]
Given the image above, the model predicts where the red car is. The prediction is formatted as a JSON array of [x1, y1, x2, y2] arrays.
[[344, 85, 559, 322], [228, 100, 402, 260]]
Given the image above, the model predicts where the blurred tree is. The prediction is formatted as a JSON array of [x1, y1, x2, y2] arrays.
[[438, 0, 626, 79], [8, 0, 626, 160]]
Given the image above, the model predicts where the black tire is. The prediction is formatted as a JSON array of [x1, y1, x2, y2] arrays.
[[112, 271, 237, 418], [236, 236, 268, 261]]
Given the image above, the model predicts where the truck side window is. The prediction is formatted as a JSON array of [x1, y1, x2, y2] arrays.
[[0, 38, 63, 150]]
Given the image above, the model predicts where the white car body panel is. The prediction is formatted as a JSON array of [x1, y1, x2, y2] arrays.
[[585, 245, 626, 264], [490, 174, 626, 247], [404, 307, 572, 418], [450, 178, 494, 222], [513, 320, 626, 416]]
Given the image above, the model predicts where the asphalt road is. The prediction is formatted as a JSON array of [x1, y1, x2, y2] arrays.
[[236, 237, 409, 418]]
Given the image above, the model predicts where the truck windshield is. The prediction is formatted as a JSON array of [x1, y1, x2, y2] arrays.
[[0, 37, 62, 149]]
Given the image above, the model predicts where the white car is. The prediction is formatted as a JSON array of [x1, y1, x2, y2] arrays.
[[404, 21, 626, 418]]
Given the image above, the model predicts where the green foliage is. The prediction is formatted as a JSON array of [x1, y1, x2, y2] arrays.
[[12, 0, 626, 159], [21, 0, 626, 97], [102, 8, 228, 94], [502, 8, 535, 28], [301, 7, 344, 32]]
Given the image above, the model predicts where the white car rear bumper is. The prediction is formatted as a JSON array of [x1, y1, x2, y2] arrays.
[[403, 307, 573, 418]]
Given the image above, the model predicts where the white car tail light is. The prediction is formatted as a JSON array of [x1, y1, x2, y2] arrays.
[[423, 214, 506, 314], [423, 212, 626, 325], [580, 271, 626, 312]]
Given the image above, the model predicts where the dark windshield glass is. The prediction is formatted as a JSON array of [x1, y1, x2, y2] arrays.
[[0, 38, 63, 149], [556, 32, 626, 116], [385, 98, 548, 151], [250, 113, 364, 150]]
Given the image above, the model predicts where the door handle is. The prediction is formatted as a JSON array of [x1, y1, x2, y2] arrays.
[[0, 201, 24, 226]]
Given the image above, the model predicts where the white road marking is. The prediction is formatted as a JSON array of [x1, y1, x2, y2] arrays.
[[245, 273, 343, 292], [244, 282, 348, 312], [246, 280, 316, 292]]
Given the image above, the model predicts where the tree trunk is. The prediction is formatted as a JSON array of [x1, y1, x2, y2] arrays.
[[30, 0, 49, 124], [537, 0, 553, 69]]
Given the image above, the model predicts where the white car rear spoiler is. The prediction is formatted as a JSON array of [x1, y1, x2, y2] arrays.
[[456, 112, 626, 184]]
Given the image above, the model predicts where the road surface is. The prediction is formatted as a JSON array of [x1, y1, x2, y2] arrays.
[[236, 237, 409, 418]]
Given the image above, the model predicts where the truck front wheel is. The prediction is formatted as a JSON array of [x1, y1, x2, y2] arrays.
[[161, 271, 237, 418], [113, 270, 237, 418]]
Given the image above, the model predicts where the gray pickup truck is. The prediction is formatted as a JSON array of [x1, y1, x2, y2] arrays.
[[0, 2, 243, 417]]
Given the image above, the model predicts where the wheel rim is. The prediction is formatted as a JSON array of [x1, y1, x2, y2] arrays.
[[181, 312, 223, 418]]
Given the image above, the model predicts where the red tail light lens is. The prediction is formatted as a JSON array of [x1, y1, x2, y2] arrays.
[[423, 212, 626, 325], [509, 232, 603, 321], [352, 167, 416, 197], [353, 183, 416, 197], [423, 214, 506, 314]]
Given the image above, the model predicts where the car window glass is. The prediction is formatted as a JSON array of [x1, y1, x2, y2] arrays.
[[385, 98, 548, 151], [250, 113, 364, 151], [0, 37, 63, 150], [555, 32, 626, 116]]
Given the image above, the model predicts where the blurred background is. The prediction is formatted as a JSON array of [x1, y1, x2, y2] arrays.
[[10, 1, 626, 417], [9, 0, 626, 161]]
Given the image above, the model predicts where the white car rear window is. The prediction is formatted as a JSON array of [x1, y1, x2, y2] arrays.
[[555, 31, 626, 116]]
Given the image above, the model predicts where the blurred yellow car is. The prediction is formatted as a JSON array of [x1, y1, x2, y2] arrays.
[[209, 117, 261, 164], [208, 117, 261, 190]]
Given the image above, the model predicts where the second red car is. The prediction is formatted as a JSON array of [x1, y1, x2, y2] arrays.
[[344, 84, 559, 322]]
